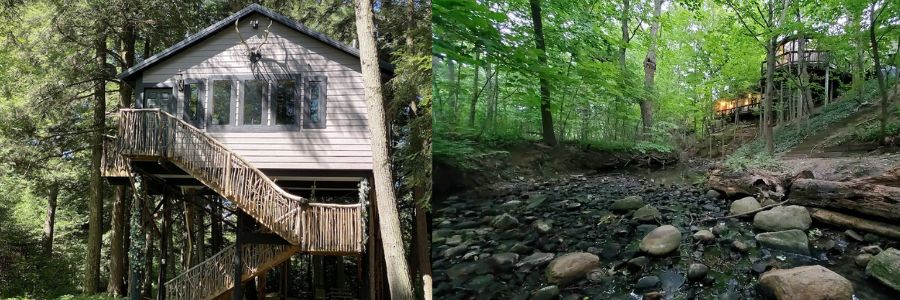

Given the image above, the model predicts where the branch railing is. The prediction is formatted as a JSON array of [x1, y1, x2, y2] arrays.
[[101, 136, 130, 177], [117, 109, 365, 254], [164, 244, 299, 300]]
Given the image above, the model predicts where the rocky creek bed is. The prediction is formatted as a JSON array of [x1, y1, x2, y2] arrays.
[[432, 171, 900, 299]]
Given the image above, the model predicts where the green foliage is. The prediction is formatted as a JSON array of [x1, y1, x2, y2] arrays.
[[854, 120, 900, 142], [433, 124, 510, 171]]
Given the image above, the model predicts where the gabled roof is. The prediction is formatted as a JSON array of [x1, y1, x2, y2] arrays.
[[118, 4, 392, 80]]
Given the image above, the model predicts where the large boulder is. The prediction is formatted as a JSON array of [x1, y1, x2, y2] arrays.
[[729, 197, 761, 216], [545, 252, 600, 286], [755, 229, 810, 256], [753, 205, 812, 232], [612, 196, 645, 212], [633, 205, 661, 223], [640, 225, 682, 256], [759, 265, 853, 300], [866, 248, 900, 292]]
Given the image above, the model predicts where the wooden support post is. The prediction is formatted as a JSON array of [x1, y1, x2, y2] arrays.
[[257, 271, 267, 300], [825, 63, 830, 107], [279, 261, 289, 300], [157, 193, 169, 300], [313, 256, 325, 299], [233, 212, 245, 300]]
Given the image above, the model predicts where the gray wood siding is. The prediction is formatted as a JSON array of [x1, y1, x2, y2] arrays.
[[141, 13, 372, 171]]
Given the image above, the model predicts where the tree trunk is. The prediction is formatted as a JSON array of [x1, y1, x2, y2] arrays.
[[353, 0, 415, 299], [790, 178, 900, 222], [108, 186, 128, 296], [808, 208, 900, 240], [414, 187, 431, 300], [84, 21, 106, 295], [196, 198, 205, 261], [183, 193, 196, 268], [641, 0, 662, 136], [468, 52, 480, 127], [211, 197, 223, 253], [529, 0, 556, 146], [763, 37, 776, 155], [798, 36, 813, 120], [869, 8, 890, 145], [41, 185, 59, 256]]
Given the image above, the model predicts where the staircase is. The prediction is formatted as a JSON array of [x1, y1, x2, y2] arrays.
[[164, 244, 300, 300], [111, 108, 366, 299]]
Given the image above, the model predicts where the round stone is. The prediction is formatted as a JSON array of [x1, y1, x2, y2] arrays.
[[640, 225, 682, 256]]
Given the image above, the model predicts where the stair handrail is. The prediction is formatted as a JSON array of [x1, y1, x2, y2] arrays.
[[119, 108, 310, 206]]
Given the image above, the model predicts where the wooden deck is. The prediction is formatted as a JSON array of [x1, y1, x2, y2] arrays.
[[116, 108, 365, 255]]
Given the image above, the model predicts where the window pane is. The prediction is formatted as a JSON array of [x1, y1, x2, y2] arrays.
[[184, 83, 202, 125], [144, 88, 173, 114], [309, 81, 320, 124], [274, 80, 295, 125], [243, 80, 265, 125], [212, 81, 231, 125]]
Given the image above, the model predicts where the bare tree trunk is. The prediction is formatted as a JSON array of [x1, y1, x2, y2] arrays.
[[641, 0, 662, 136], [211, 197, 223, 253], [41, 185, 59, 256], [84, 20, 106, 295], [414, 187, 431, 300], [353, 0, 415, 298], [468, 53, 480, 127], [183, 193, 196, 268], [529, 0, 557, 146], [869, 6, 890, 145], [763, 37, 776, 155], [108, 186, 128, 296]]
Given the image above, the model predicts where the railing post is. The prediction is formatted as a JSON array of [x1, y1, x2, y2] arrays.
[[223, 153, 232, 197]]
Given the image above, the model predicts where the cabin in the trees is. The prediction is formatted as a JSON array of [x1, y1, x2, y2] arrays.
[[102, 4, 391, 299]]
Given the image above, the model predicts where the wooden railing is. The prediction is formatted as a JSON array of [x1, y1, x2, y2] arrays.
[[164, 244, 300, 300], [101, 137, 130, 177], [117, 109, 365, 254]]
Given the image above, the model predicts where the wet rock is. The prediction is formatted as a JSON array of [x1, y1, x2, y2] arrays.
[[600, 243, 621, 260], [866, 248, 900, 292], [864, 233, 881, 242], [845, 229, 864, 242], [533, 219, 552, 234], [446, 235, 463, 246], [488, 252, 519, 272], [712, 223, 729, 235], [633, 205, 662, 223], [752, 205, 811, 232], [491, 213, 520, 230], [751, 260, 770, 274], [510, 243, 531, 254], [627, 256, 651, 270], [642, 291, 663, 300], [640, 225, 682, 256], [635, 276, 660, 290], [706, 189, 721, 199], [856, 253, 873, 267], [688, 263, 709, 281], [729, 196, 761, 216], [636, 224, 659, 236], [517, 252, 555, 268], [862, 245, 883, 254], [443, 244, 469, 258], [755, 229, 810, 256], [545, 252, 600, 286], [612, 196, 645, 212], [531, 285, 560, 300], [500, 200, 523, 210], [732, 240, 749, 253], [759, 265, 853, 300], [468, 274, 495, 291], [693, 230, 715, 243]]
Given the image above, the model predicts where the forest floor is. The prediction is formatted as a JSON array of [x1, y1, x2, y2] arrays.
[[433, 132, 900, 299]]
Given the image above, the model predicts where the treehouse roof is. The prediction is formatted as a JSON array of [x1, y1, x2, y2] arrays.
[[118, 3, 393, 80]]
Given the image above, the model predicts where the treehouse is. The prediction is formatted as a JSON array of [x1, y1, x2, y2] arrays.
[[101, 4, 391, 300], [714, 92, 761, 121]]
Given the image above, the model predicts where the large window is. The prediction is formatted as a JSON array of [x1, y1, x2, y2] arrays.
[[303, 77, 327, 129], [211, 80, 232, 125], [273, 80, 297, 125], [184, 82, 204, 127], [144, 88, 175, 114], [242, 80, 266, 125]]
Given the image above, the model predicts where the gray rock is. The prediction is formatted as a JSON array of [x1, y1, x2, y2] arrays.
[[732, 240, 749, 253], [856, 253, 873, 267], [706, 189, 721, 199], [627, 256, 650, 270], [640, 225, 682, 256], [866, 248, 900, 292], [491, 213, 520, 230], [752, 205, 812, 232], [729, 197, 761, 216], [712, 223, 729, 235], [445, 235, 463, 246], [693, 230, 715, 243], [534, 219, 552, 234], [500, 200, 523, 210], [636, 224, 659, 236], [759, 265, 853, 299], [633, 205, 661, 223], [531, 285, 560, 300], [755, 229, 810, 256], [517, 252, 555, 268], [545, 252, 600, 286], [635, 276, 660, 290], [862, 245, 883, 254], [443, 244, 469, 258], [612, 196, 645, 212], [845, 229, 865, 242], [488, 252, 519, 271], [688, 263, 709, 281], [510, 243, 531, 254]]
